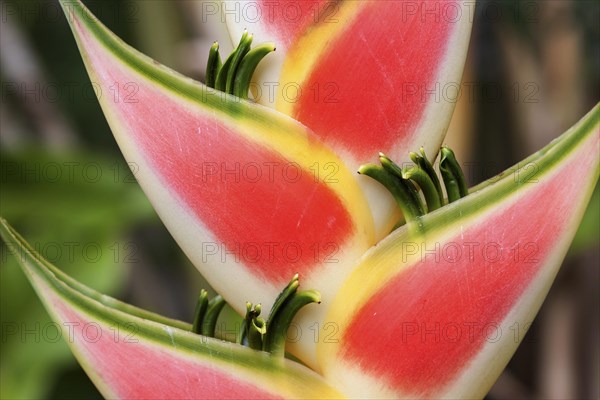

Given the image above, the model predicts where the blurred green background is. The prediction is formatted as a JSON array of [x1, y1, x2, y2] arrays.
[[0, 1, 598, 399]]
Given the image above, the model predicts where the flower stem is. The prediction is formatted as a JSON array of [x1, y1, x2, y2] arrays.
[[411, 148, 444, 206], [358, 163, 425, 223], [401, 166, 442, 212], [208, 31, 275, 99], [225, 31, 253, 94], [233, 43, 276, 99], [205, 42, 221, 89], [239, 302, 261, 346], [440, 146, 468, 203], [248, 316, 266, 351], [200, 295, 226, 337], [191, 290, 209, 334], [263, 290, 321, 357]]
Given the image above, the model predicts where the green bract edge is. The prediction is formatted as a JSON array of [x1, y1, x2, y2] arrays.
[[59, 0, 300, 134], [469, 104, 599, 194], [22, 225, 192, 331], [402, 103, 598, 240], [0, 218, 340, 386]]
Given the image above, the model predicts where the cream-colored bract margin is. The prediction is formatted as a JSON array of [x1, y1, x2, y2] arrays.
[[444, 125, 599, 399], [444, 188, 594, 399], [396, 1, 475, 163]]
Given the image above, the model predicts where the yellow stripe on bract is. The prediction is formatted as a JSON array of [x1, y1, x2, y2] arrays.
[[276, 1, 364, 115], [233, 111, 376, 244], [317, 224, 427, 369]]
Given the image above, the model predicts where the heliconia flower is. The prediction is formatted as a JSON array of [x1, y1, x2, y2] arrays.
[[2, 0, 598, 398], [224, 0, 473, 238]]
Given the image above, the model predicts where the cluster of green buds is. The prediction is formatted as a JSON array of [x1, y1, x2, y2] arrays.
[[192, 274, 320, 357], [206, 31, 276, 99], [359, 147, 468, 227]]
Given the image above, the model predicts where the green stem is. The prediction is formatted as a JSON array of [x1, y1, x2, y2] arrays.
[[226, 32, 253, 94], [205, 42, 221, 89], [411, 148, 444, 205], [263, 290, 321, 357], [440, 147, 468, 203], [239, 302, 261, 345], [191, 290, 209, 334], [200, 295, 226, 337], [215, 31, 249, 92], [441, 146, 468, 197], [440, 166, 460, 202], [214, 53, 234, 92], [379, 155, 425, 214], [359, 163, 425, 222], [402, 166, 442, 212], [266, 274, 299, 323], [247, 316, 266, 351], [233, 43, 276, 99]]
